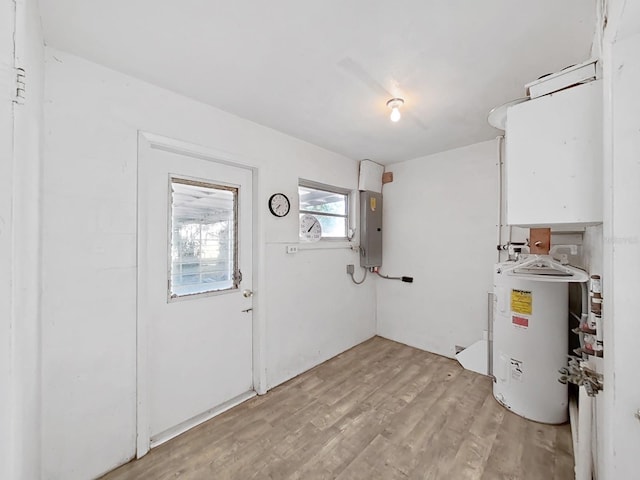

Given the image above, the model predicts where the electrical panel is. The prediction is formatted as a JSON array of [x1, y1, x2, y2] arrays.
[[360, 191, 382, 267]]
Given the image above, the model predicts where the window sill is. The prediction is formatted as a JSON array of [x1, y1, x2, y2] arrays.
[[297, 241, 358, 251]]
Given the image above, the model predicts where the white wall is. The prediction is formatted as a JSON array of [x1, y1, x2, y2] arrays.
[[266, 244, 375, 388], [0, 1, 44, 479], [41, 48, 375, 480], [376, 140, 499, 357], [599, 3, 640, 476]]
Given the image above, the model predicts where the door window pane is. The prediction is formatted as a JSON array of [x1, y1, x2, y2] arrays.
[[169, 178, 238, 298]]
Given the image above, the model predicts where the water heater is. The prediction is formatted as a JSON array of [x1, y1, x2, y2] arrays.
[[492, 258, 587, 424], [360, 190, 382, 268]]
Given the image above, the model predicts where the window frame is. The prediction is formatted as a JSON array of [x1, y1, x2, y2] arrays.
[[167, 175, 240, 302], [298, 179, 352, 242]]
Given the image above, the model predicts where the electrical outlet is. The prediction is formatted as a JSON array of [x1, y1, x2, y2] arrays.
[[346, 264, 354, 274], [286, 245, 298, 254]]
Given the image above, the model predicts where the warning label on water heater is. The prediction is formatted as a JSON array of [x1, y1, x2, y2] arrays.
[[512, 315, 529, 329], [511, 289, 532, 315], [510, 358, 524, 382]]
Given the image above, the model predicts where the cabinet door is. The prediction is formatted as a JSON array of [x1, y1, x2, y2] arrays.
[[505, 80, 602, 227]]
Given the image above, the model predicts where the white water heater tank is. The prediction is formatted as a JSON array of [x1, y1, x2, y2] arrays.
[[492, 258, 587, 424]]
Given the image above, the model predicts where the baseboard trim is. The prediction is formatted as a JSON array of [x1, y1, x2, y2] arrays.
[[150, 390, 256, 448]]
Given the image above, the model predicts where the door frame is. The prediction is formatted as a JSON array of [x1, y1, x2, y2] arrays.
[[1, 4, 17, 478], [135, 131, 266, 457]]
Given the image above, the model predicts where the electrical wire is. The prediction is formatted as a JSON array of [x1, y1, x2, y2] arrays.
[[349, 266, 368, 285], [374, 268, 413, 283], [375, 270, 401, 280]]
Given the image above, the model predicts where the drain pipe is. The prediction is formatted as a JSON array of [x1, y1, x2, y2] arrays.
[[496, 135, 514, 262], [489, 135, 504, 379], [576, 385, 593, 480], [496, 136, 504, 263], [487, 292, 494, 380]]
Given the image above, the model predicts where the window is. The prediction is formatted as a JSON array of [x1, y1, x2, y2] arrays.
[[298, 180, 350, 240], [169, 177, 238, 298]]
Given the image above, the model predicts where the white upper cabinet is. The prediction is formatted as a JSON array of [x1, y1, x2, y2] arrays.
[[505, 80, 603, 227]]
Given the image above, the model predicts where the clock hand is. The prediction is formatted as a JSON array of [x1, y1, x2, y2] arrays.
[[307, 220, 318, 233]]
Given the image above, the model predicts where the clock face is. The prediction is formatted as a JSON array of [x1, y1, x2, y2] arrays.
[[268, 193, 290, 217], [300, 214, 322, 242]]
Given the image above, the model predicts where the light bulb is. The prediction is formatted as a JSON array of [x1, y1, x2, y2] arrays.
[[386, 97, 404, 123]]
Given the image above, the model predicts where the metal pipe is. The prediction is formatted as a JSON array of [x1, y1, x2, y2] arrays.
[[496, 136, 504, 263], [495, 135, 515, 260], [487, 291, 495, 380], [569, 396, 579, 464], [576, 385, 593, 480]]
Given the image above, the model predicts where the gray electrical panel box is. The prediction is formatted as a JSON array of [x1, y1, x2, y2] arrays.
[[360, 190, 382, 267]]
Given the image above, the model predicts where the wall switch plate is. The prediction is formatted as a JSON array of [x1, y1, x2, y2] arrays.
[[286, 245, 298, 254]]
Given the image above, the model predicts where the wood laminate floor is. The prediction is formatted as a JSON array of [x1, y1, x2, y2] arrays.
[[102, 336, 574, 480]]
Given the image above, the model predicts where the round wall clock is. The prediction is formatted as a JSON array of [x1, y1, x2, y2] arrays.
[[300, 214, 322, 242], [268, 193, 290, 217]]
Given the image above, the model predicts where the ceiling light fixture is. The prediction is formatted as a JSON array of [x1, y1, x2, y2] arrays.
[[386, 97, 404, 122]]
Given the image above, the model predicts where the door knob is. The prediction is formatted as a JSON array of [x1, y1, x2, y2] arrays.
[[243, 289, 253, 298]]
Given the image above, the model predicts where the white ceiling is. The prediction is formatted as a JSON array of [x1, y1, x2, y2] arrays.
[[39, 1, 596, 164]]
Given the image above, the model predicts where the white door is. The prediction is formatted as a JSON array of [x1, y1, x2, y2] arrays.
[[138, 135, 254, 450]]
